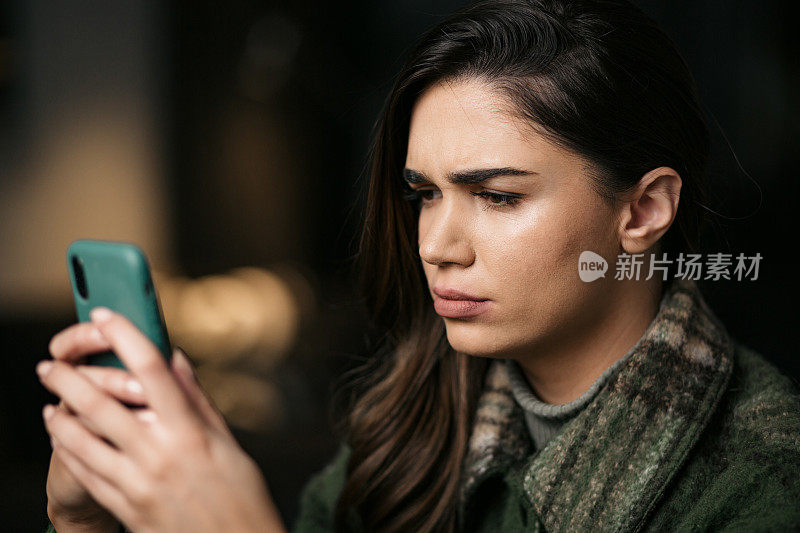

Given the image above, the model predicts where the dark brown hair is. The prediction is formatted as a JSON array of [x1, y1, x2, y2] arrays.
[[336, 1, 711, 531]]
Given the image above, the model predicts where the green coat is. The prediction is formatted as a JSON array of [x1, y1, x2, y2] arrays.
[[292, 279, 800, 532]]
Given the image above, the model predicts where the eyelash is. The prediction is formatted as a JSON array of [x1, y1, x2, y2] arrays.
[[402, 188, 522, 209]]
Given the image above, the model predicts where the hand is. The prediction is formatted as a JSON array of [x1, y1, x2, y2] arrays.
[[38, 308, 286, 533], [44, 332, 155, 533], [46, 377, 144, 532]]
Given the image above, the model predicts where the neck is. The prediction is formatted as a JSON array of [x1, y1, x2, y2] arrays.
[[514, 278, 662, 405]]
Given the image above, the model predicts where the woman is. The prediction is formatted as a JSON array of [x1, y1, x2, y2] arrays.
[[39, 0, 800, 532]]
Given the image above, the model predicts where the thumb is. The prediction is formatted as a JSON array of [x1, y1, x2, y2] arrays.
[[171, 347, 233, 437]]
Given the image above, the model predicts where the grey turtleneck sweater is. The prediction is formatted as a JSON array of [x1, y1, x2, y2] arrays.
[[504, 351, 634, 452]]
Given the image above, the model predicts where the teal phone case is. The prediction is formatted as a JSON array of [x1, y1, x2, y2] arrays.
[[66, 239, 172, 369]]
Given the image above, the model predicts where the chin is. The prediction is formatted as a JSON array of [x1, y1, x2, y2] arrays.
[[442, 322, 515, 359]]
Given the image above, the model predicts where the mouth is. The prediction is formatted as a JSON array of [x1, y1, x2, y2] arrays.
[[432, 287, 488, 301], [432, 287, 491, 318]]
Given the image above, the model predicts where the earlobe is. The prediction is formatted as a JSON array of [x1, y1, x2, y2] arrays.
[[617, 167, 682, 254]]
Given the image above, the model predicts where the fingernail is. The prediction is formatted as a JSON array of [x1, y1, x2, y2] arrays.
[[48, 335, 63, 356], [136, 410, 158, 424], [43, 404, 55, 420], [174, 347, 198, 380], [127, 379, 144, 395], [36, 361, 53, 379], [90, 307, 113, 323], [177, 347, 195, 366]]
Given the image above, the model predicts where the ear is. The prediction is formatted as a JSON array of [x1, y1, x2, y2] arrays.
[[615, 167, 682, 254]]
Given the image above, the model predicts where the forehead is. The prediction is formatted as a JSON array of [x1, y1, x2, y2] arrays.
[[405, 78, 555, 170]]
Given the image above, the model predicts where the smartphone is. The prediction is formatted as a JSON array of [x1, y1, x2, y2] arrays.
[[66, 239, 172, 369]]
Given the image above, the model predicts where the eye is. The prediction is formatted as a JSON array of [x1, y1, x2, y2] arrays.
[[402, 188, 441, 206], [402, 187, 523, 210], [470, 190, 522, 209]]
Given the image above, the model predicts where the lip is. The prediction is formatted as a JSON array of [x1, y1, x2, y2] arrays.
[[432, 287, 491, 318], [432, 287, 488, 301]]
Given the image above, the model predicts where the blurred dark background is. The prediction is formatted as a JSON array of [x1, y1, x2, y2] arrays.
[[1, 0, 797, 529]]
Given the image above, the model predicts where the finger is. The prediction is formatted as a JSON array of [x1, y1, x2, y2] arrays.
[[75, 365, 147, 406], [89, 307, 198, 429], [132, 407, 159, 425], [36, 360, 147, 458], [49, 322, 111, 362], [43, 403, 139, 490], [171, 348, 232, 437], [48, 427, 136, 528]]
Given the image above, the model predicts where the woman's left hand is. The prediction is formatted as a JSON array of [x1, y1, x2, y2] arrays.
[[37, 307, 286, 533]]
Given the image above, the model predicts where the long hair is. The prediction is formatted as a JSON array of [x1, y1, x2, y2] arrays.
[[335, 1, 711, 531]]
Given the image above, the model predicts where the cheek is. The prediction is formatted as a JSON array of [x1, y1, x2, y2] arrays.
[[478, 196, 616, 289], [421, 261, 435, 285]]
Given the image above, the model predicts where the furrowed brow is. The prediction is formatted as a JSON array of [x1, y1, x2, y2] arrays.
[[403, 168, 428, 184], [403, 167, 536, 185]]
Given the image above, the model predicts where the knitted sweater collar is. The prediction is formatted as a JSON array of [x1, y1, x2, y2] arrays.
[[458, 278, 735, 532]]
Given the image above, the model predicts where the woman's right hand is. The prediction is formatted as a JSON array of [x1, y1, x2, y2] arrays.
[[44, 323, 153, 533]]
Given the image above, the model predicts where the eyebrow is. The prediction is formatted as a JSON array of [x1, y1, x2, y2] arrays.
[[402, 167, 537, 185]]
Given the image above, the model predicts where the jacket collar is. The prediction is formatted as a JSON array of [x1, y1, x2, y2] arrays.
[[459, 278, 735, 532]]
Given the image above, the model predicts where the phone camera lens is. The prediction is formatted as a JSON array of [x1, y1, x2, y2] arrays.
[[71, 255, 89, 299]]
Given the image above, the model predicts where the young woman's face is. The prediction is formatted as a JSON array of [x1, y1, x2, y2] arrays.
[[404, 77, 623, 359]]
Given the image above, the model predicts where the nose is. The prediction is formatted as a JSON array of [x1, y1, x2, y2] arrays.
[[418, 197, 475, 267]]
